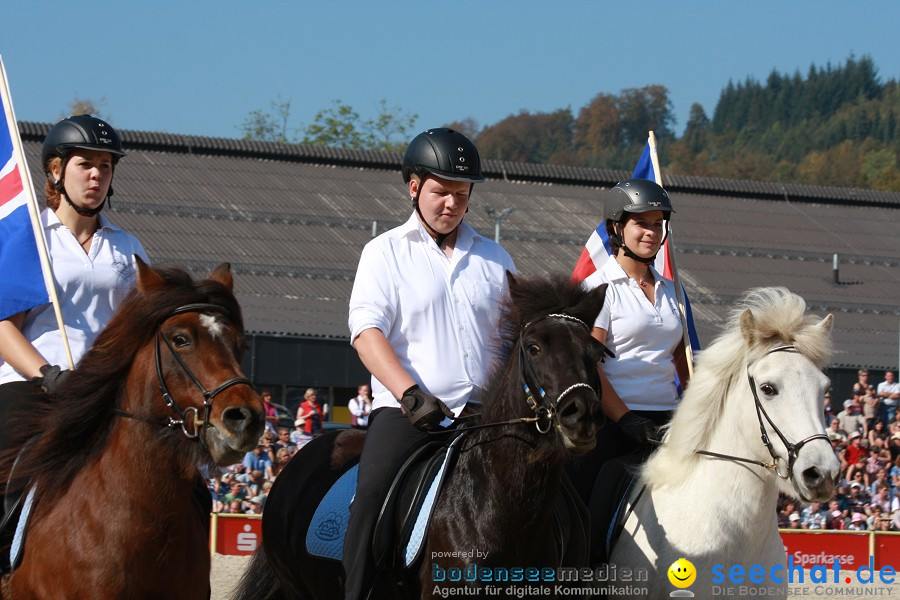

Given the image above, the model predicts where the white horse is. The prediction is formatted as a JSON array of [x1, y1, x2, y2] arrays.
[[609, 287, 840, 600]]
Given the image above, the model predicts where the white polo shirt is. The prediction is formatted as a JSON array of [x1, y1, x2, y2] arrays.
[[0, 208, 148, 383], [348, 213, 515, 414], [583, 258, 682, 411]]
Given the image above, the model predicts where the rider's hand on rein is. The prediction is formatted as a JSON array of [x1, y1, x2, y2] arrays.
[[400, 384, 454, 431], [616, 411, 660, 445], [32, 364, 70, 395]]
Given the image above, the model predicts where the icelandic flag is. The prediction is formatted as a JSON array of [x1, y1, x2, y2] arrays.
[[571, 139, 700, 351], [0, 66, 48, 320]]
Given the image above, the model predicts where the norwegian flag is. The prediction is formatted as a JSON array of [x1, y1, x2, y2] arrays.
[[0, 57, 48, 320], [572, 139, 700, 352]]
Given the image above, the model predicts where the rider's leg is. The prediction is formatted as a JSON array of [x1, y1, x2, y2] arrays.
[[342, 408, 430, 600]]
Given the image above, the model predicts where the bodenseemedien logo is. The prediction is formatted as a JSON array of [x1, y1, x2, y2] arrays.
[[667, 558, 696, 597]]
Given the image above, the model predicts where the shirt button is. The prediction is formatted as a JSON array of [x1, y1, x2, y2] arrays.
[[459, 325, 464, 330], [464, 352, 469, 358]]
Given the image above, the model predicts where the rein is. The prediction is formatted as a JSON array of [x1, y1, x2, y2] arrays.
[[113, 302, 253, 444], [689, 344, 830, 500]]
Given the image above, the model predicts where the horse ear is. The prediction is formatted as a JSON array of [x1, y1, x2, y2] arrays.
[[505, 270, 519, 294], [739, 309, 758, 346], [209, 263, 234, 291], [573, 283, 607, 326], [816, 314, 834, 334], [135, 255, 165, 293]]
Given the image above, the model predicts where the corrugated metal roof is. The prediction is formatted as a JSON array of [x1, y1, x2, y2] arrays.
[[18, 122, 900, 369]]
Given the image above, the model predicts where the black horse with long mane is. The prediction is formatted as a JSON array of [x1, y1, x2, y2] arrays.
[[235, 273, 608, 599]]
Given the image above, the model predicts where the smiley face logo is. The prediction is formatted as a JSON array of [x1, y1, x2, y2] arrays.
[[667, 558, 696, 588]]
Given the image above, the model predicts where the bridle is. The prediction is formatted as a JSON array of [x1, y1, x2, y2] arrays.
[[518, 313, 602, 434], [693, 344, 830, 501], [114, 302, 253, 444]]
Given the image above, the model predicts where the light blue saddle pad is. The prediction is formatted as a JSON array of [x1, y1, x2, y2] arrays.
[[10, 486, 36, 569], [305, 445, 455, 565]]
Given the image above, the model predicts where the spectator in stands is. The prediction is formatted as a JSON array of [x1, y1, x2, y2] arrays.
[[260, 388, 278, 434], [848, 511, 868, 530], [296, 388, 324, 436], [823, 390, 837, 427], [242, 443, 273, 480], [838, 398, 867, 438], [853, 368, 871, 397], [828, 508, 846, 530], [879, 371, 900, 425], [827, 418, 848, 444], [872, 486, 892, 514], [844, 431, 869, 473], [800, 502, 827, 529], [869, 420, 889, 449], [889, 433, 900, 462], [222, 481, 247, 508], [863, 385, 881, 430], [270, 447, 292, 481], [209, 475, 228, 513], [290, 418, 311, 448], [348, 383, 373, 429], [871, 467, 891, 496], [273, 426, 296, 455]]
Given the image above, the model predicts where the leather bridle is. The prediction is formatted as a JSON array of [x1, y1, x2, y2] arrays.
[[115, 303, 253, 444]]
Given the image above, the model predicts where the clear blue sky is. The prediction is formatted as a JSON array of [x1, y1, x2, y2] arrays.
[[3, 1, 898, 141]]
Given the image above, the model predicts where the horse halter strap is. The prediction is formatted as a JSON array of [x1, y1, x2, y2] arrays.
[[748, 344, 830, 496], [154, 303, 253, 440], [519, 313, 596, 434]]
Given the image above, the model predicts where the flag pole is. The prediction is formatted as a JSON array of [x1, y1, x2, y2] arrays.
[[0, 57, 74, 369], [648, 131, 694, 378]]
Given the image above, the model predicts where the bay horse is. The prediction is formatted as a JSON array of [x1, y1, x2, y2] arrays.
[[609, 287, 839, 599], [234, 273, 610, 599], [0, 259, 264, 600]]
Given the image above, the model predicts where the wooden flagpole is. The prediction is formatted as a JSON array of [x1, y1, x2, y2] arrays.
[[0, 56, 74, 369], [648, 131, 694, 378]]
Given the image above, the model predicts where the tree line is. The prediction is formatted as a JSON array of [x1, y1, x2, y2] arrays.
[[239, 54, 899, 192]]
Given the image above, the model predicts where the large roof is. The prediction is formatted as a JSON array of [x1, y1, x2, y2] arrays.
[[18, 122, 900, 370]]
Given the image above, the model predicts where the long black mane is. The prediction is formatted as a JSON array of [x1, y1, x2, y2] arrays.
[[0, 266, 243, 500]]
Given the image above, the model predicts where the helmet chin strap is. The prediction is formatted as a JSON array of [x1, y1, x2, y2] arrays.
[[410, 179, 473, 248], [611, 222, 656, 264], [55, 178, 111, 218]]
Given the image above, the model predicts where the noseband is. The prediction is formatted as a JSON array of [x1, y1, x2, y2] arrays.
[[749, 344, 830, 494], [115, 303, 253, 443], [519, 313, 600, 434]]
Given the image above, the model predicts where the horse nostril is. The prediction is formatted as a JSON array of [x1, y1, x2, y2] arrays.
[[802, 466, 823, 487], [558, 399, 584, 424], [221, 406, 253, 431]]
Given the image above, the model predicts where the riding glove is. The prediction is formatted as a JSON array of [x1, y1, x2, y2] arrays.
[[32, 364, 70, 395], [616, 411, 660, 445], [400, 384, 454, 431]]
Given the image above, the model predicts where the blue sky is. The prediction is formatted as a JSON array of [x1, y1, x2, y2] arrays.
[[3, 1, 898, 141]]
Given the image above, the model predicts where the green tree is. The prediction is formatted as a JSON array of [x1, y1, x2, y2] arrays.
[[476, 109, 573, 164], [62, 97, 107, 120], [240, 97, 295, 143]]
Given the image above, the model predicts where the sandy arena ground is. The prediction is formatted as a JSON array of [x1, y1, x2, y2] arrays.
[[211, 554, 900, 600]]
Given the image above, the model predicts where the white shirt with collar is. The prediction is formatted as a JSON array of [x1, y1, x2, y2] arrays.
[[0, 208, 149, 383], [348, 212, 515, 415], [583, 257, 682, 411]]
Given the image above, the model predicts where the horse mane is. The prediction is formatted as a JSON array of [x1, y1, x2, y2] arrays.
[[644, 286, 832, 487], [0, 265, 243, 499]]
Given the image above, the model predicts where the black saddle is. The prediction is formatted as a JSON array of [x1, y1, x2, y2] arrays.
[[588, 454, 646, 565]]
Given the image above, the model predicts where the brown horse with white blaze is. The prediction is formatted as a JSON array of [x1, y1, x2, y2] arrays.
[[0, 259, 264, 599]]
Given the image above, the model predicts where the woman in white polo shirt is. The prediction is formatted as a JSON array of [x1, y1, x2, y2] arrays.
[[568, 179, 689, 530], [0, 115, 147, 439]]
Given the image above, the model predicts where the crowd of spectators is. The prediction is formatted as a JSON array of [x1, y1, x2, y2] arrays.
[[208, 387, 321, 515], [777, 369, 900, 531]]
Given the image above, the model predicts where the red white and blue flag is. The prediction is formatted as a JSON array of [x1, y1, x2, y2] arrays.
[[572, 140, 700, 351], [0, 58, 48, 320]]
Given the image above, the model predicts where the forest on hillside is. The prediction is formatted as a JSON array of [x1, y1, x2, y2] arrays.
[[453, 55, 899, 192], [241, 55, 900, 192]]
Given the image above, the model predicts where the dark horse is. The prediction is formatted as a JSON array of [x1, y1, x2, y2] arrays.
[[234, 273, 608, 599], [0, 259, 264, 600]]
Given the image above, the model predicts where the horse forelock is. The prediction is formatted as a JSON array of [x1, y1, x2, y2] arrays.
[[645, 286, 832, 488], [9, 265, 244, 498]]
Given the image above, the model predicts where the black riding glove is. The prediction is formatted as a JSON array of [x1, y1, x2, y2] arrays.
[[616, 411, 660, 445], [31, 364, 70, 395], [400, 384, 454, 431]]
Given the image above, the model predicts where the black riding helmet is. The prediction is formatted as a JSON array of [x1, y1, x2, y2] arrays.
[[604, 178, 674, 264], [401, 128, 484, 184], [41, 115, 125, 217], [402, 128, 483, 245]]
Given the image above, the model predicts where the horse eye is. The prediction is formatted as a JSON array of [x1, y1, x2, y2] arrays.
[[528, 344, 541, 356], [172, 334, 191, 348], [760, 383, 777, 396]]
